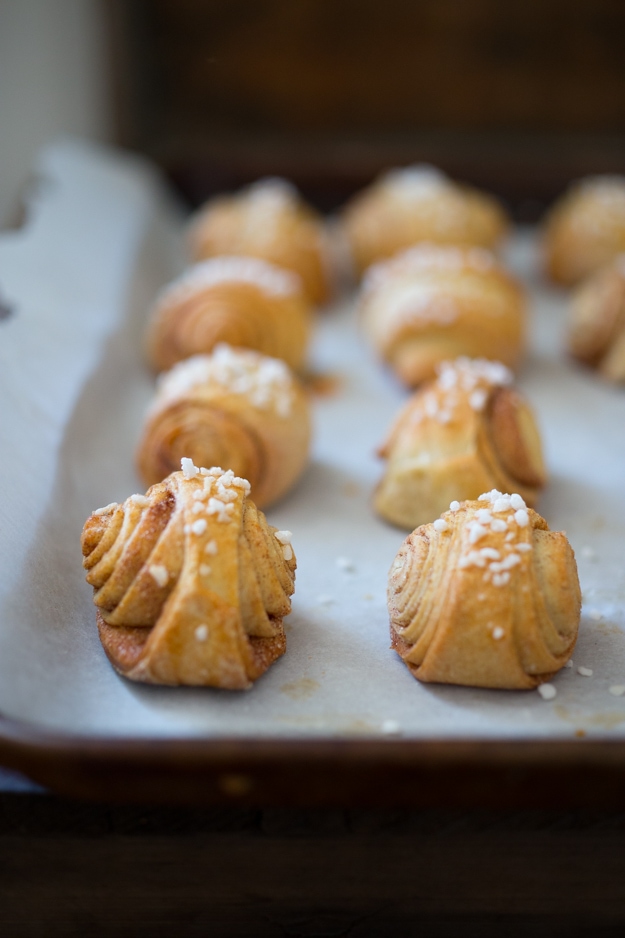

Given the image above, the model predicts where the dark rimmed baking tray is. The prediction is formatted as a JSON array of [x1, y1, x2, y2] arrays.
[[3, 716, 625, 807], [3, 143, 625, 811]]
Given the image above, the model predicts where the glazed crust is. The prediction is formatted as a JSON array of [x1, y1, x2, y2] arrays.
[[342, 166, 508, 276], [188, 179, 331, 305], [543, 176, 625, 286], [360, 245, 526, 387], [374, 360, 546, 530], [387, 496, 580, 689], [567, 260, 625, 383], [82, 469, 296, 688], [146, 263, 311, 374], [136, 347, 312, 509]]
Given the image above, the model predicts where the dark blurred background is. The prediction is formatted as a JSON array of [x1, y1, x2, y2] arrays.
[[1, 0, 625, 223], [108, 0, 625, 218]]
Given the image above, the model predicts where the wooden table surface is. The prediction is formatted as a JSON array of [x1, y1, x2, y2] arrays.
[[2, 766, 625, 937]]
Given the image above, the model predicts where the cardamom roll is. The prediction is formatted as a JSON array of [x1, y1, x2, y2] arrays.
[[188, 177, 331, 305], [388, 492, 580, 689], [146, 256, 311, 374], [359, 244, 526, 387], [342, 164, 509, 276], [137, 345, 312, 509], [375, 357, 546, 530], [81, 463, 297, 688]]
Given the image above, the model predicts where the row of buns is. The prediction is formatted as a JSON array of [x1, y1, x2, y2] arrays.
[[82, 164, 625, 695], [149, 168, 625, 387], [188, 165, 625, 293]]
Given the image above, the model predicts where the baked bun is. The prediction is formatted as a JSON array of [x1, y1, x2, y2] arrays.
[[81, 463, 296, 688], [342, 164, 509, 276], [188, 177, 331, 305], [375, 358, 546, 530], [359, 244, 526, 386], [543, 175, 625, 286], [567, 257, 625, 383], [388, 492, 580, 689], [137, 345, 311, 508], [146, 256, 311, 374]]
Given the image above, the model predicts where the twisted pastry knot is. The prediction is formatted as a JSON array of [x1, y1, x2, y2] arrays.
[[568, 259, 625, 383], [81, 465, 296, 689], [375, 358, 546, 530], [359, 244, 525, 387], [187, 178, 331, 305], [341, 164, 509, 275], [543, 176, 625, 286], [146, 256, 311, 374], [137, 345, 312, 509], [388, 492, 581, 690]]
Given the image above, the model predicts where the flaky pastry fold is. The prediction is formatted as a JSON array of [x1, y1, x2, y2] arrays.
[[567, 257, 625, 383], [341, 164, 508, 276], [375, 358, 546, 530], [81, 464, 296, 688], [188, 178, 331, 305], [146, 256, 311, 373], [359, 244, 526, 387], [543, 176, 625, 286], [388, 492, 580, 689], [136, 345, 311, 509]]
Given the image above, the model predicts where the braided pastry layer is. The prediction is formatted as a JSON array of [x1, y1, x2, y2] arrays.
[[388, 492, 580, 689], [137, 345, 312, 509], [146, 257, 311, 373], [359, 244, 525, 387], [342, 164, 509, 275], [543, 176, 625, 286], [81, 465, 296, 688], [375, 358, 546, 530], [568, 259, 625, 383], [188, 178, 331, 305]]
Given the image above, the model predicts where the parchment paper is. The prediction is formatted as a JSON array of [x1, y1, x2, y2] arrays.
[[1, 140, 624, 740]]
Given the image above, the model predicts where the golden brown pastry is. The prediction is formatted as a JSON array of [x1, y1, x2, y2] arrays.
[[342, 164, 509, 276], [543, 175, 625, 286], [567, 256, 625, 383], [375, 358, 546, 530], [81, 463, 296, 688], [388, 492, 580, 689], [137, 344, 312, 509], [146, 256, 312, 374], [188, 177, 331, 305], [359, 244, 526, 386]]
